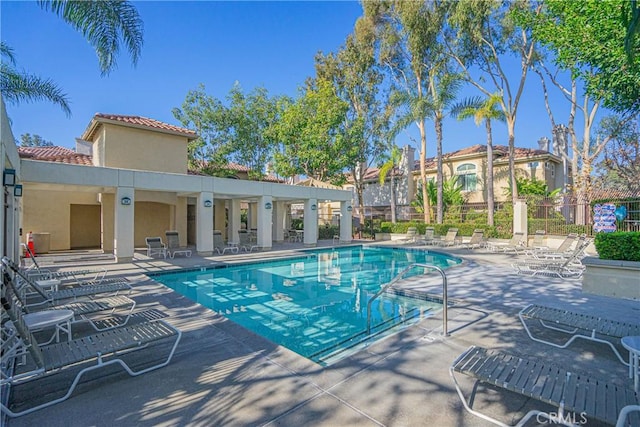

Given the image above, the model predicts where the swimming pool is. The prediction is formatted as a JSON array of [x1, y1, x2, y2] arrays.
[[151, 246, 461, 365]]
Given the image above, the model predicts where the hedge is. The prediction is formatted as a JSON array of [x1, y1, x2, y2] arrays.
[[594, 231, 640, 261]]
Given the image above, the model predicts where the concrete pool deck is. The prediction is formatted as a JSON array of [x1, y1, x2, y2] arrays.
[[4, 240, 639, 426]]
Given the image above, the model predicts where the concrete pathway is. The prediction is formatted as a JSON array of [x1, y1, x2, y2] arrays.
[[4, 240, 639, 426]]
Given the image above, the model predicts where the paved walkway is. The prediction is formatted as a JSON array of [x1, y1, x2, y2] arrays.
[[5, 240, 639, 426]]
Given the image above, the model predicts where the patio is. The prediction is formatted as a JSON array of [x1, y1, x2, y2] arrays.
[[4, 240, 638, 426]]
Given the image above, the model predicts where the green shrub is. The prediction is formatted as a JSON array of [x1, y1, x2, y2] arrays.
[[594, 232, 640, 261], [318, 224, 339, 240]]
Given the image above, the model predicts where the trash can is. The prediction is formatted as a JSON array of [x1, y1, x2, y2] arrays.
[[32, 232, 51, 254]]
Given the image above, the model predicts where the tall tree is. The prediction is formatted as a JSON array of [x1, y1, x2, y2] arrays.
[[172, 85, 234, 176], [272, 79, 350, 183], [428, 65, 463, 224], [365, 0, 446, 223], [1, 1, 143, 115], [378, 144, 403, 223], [596, 115, 640, 194], [448, 0, 541, 204], [452, 93, 505, 226], [20, 133, 54, 147], [226, 84, 281, 180], [315, 13, 386, 227], [527, 0, 640, 114], [523, 1, 640, 208]]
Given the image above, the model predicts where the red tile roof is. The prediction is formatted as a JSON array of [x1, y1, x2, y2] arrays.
[[82, 113, 197, 141], [412, 144, 553, 171], [18, 146, 93, 166]]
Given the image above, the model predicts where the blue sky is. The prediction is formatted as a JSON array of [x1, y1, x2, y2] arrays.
[[1, 1, 602, 158]]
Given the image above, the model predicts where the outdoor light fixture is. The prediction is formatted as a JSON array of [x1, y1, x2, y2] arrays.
[[264, 202, 272, 210], [310, 204, 317, 211], [13, 185, 22, 197], [347, 206, 353, 212], [3, 169, 16, 186], [121, 197, 132, 206], [203, 200, 213, 208]]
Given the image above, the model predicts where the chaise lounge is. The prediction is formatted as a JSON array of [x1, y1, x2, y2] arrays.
[[0, 284, 181, 418], [519, 303, 640, 365], [450, 346, 640, 427]]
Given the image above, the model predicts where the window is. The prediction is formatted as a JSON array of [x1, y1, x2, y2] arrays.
[[456, 163, 477, 192]]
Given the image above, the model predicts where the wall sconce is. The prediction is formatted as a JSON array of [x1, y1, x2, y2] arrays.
[[310, 204, 317, 211], [3, 169, 16, 186], [13, 185, 22, 197], [121, 196, 132, 206], [264, 202, 272, 210], [203, 200, 213, 208], [346, 205, 353, 212]]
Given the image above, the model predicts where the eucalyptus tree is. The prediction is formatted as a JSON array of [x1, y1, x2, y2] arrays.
[[172, 85, 234, 176], [1, 1, 143, 115], [226, 84, 282, 180], [272, 78, 350, 183], [315, 14, 386, 226], [364, 0, 446, 223], [452, 93, 505, 226], [521, 0, 640, 211], [448, 0, 541, 204]]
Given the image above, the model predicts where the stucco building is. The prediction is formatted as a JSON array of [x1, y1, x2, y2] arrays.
[[2, 111, 352, 262], [346, 141, 569, 219]]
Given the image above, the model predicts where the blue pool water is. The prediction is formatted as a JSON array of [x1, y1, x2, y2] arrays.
[[151, 246, 461, 364]]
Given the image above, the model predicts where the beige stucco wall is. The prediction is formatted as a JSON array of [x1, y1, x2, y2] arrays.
[[134, 202, 171, 247], [96, 124, 188, 174], [22, 188, 100, 251]]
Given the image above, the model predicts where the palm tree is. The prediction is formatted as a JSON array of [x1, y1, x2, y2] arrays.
[[452, 93, 505, 226], [428, 66, 463, 224], [378, 144, 403, 223], [1, 43, 71, 116], [1, 0, 143, 114]]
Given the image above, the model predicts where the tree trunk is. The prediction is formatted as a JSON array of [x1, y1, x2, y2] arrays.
[[506, 116, 518, 204], [417, 119, 431, 223], [435, 116, 443, 224], [485, 119, 494, 226]]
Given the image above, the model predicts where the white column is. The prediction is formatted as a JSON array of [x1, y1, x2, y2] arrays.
[[513, 198, 528, 242], [114, 187, 135, 263], [196, 192, 214, 255], [257, 196, 273, 250], [274, 201, 285, 242], [228, 199, 241, 244], [303, 199, 318, 247], [340, 201, 352, 243]]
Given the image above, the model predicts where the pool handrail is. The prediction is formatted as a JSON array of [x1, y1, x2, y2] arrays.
[[366, 263, 449, 337]]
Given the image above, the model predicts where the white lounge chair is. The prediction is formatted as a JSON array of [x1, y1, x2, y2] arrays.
[[511, 239, 589, 279], [3, 263, 136, 331], [145, 237, 167, 259], [0, 284, 181, 418], [486, 232, 525, 253], [435, 228, 459, 247], [518, 303, 640, 365], [451, 346, 640, 427], [238, 231, 260, 252], [418, 227, 437, 245], [165, 231, 192, 258], [460, 229, 485, 249], [213, 231, 238, 254]]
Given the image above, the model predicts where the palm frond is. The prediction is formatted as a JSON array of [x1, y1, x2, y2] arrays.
[[38, 0, 144, 76], [0, 42, 16, 65], [1, 64, 71, 116]]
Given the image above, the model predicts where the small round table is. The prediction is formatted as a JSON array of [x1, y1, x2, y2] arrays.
[[24, 309, 74, 344], [621, 335, 640, 392]]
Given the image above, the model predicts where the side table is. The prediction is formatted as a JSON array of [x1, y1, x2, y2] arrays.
[[621, 335, 640, 392]]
